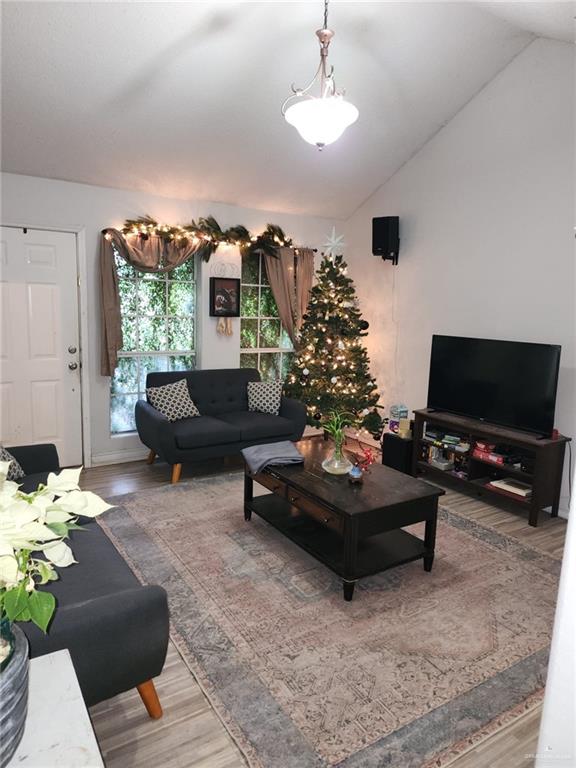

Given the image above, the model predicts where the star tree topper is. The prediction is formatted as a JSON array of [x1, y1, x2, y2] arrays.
[[323, 227, 346, 258]]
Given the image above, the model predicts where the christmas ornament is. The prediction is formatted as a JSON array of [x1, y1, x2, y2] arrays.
[[303, 368, 310, 375]]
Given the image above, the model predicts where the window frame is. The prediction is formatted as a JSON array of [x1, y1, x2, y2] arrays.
[[240, 252, 293, 381], [110, 253, 197, 435]]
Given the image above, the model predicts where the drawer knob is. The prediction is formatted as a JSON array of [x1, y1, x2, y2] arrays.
[[324, 517, 330, 523], [290, 496, 297, 503]]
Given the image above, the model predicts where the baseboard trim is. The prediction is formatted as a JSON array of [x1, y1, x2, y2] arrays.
[[91, 448, 149, 466]]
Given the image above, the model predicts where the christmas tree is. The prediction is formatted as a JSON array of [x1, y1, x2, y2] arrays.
[[285, 253, 382, 435]]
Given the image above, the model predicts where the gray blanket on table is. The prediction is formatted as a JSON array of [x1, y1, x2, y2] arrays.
[[241, 441, 304, 475]]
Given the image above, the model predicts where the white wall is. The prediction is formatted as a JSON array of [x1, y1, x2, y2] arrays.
[[0, 173, 336, 464], [344, 38, 575, 512]]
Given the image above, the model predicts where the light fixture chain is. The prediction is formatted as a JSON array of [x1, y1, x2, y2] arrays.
[[323, 0, 329, 30]]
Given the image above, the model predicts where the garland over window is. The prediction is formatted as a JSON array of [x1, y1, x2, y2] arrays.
[[119, 216, 299, 261], [100, 215, 312, 376]]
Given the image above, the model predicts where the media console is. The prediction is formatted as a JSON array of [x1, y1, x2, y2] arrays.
[[411, 409, 570, 527]]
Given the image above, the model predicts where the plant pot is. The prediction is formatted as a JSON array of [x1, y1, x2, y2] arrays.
[[322, 441, 353, 475], [0, 622, 29, 768]]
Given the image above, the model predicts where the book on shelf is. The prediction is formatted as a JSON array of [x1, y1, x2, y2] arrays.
[[488, 477, 532, 497]]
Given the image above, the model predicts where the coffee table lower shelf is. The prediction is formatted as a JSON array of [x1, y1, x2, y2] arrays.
[[245, 493, 428, 599]]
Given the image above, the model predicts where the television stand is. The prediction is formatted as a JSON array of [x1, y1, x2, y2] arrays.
[[411, 409, 570, 527]]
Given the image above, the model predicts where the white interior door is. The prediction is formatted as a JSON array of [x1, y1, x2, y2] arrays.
[[0, 226, 83, 466]]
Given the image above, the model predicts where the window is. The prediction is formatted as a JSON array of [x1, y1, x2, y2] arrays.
[[240, 252, 293, 381], [110, 251, 196, 433]]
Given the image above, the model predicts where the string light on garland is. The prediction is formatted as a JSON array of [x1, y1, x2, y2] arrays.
[[120, 216, 300, 262]]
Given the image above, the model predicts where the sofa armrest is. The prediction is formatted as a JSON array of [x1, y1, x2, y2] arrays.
[[25, 585, 169, 706], [280, 396, 307, 438], [135, 399, 175, 459], [6, 444, 60, 475]]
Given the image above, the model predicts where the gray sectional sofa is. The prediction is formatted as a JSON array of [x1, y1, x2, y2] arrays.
[[135, 368, 306, 482], [8, 444, 169, 716]]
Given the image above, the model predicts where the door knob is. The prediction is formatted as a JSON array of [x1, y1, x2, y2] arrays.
[[68, 345, 77, 354], [68, 362, 78, 370]]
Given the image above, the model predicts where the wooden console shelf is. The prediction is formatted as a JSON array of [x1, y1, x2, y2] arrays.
[[412, 409, 570, 527]]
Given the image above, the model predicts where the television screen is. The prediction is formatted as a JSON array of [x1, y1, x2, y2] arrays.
[[427, 335, 561, 436]]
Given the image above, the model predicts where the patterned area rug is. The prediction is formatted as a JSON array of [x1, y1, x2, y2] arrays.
[[100, 474, 560, 768]]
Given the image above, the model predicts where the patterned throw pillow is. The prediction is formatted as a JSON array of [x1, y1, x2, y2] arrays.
[[247, 381, 283, 416], [0, 446, 25, 481], [146, 379, 200, 422]]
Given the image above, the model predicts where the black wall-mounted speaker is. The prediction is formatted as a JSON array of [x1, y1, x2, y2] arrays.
[[372, 216, 400, 264]]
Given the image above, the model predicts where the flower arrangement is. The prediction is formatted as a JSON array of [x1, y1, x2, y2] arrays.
[[0, 461, 113, 665], [321, 411, 357, 475]]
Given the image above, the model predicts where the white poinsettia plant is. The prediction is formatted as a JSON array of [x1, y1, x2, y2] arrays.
[[0, 461, 113, 661]]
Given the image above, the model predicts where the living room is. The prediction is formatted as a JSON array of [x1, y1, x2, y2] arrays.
[[0, 2, 574, 768]]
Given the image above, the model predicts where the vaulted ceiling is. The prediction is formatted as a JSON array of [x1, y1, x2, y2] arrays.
[[1, 2, 573, 219]]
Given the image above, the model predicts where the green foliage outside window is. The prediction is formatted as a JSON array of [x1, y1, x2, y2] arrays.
[[110, 253, 196, 433]]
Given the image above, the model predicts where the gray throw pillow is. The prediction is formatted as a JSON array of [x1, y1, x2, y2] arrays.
[[146, 379, 200, 422], [247, 381, 283, 416], [0, 446, 25, 481]]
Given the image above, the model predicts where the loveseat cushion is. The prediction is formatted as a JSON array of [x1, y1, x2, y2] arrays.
[[217, 411, 294, 441], [173, 416, 241, 450]]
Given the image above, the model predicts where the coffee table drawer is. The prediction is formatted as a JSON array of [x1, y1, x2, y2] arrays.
[[287, 490, 344, 535], [254, 472, 287, 498]]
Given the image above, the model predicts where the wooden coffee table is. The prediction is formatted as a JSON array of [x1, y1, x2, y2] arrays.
[[243, 440, 445, 601]]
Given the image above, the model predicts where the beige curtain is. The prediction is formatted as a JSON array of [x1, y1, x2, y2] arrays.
[[264, 247, 297, 345], [100, 228, 197, 376], [294, 248, 315, 332], [264, 246, 316, 347]]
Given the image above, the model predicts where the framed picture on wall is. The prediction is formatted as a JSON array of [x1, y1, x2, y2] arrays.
[[209, 277, 240, 317]]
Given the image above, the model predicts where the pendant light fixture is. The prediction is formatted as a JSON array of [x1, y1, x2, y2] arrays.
[[282, 0, 358, 149]]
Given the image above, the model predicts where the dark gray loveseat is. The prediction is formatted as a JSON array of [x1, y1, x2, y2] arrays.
[[135, 368, 306, 483], [8, 444, 169, 717]]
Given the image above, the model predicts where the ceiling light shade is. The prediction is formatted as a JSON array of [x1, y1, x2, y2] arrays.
[[281, 0, 358, 149], [284, 96, 359, 148]]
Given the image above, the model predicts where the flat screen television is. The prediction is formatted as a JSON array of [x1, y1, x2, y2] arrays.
[[427, 335, 561, 437]]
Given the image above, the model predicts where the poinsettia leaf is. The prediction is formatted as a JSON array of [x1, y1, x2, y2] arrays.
[[28, 590, 56, 633], [46, 522, 70, 537], [3, 585, 30, 621]]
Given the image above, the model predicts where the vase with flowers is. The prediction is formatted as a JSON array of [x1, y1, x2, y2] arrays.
[[321, 411, 356, 475], [0, 461, 112, 767]]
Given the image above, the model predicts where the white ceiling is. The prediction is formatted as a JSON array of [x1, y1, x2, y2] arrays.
[[1, 2, 573, 219]]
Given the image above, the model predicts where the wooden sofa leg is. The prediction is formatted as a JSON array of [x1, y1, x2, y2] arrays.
[[136, 679, 163, 719], [171, 463, 182, 484], [146, 450, 156, 465]]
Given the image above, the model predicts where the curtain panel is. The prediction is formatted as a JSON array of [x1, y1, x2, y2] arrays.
[[263, 246, 315, 347]]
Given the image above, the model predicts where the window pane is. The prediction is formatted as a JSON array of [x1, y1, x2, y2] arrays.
[[241, 286, 259, 317], [259, 287, 278, 318], [111, 356, 138, 394], [241, 319, 258, 349], [169, 354, 196, 372], [119, 280, 138, 316], [138, 316, 167, 350], [168, 282, 195, 315], [261, 258, 270, 286], [167, 317, 194, 351], [280, 326, 293, 350], [120, 317, 138, 352], [170, 259, 195, 281], [241, 253, 259, 284], [259, 319, 281, 349], [115, 255, 138, 279], [259, 352, 281, 381], [110, 394, 138, 433], [281, 352, 294, 380], [138, 279, 166, 315], [240, 352, 258, 370], [138, 355, 169, 391]]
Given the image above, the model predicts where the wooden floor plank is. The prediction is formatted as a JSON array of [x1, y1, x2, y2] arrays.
[[84, 447, 564, 768]]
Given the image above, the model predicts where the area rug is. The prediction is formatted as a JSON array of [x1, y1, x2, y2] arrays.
[[99, 474, 561, 768]]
